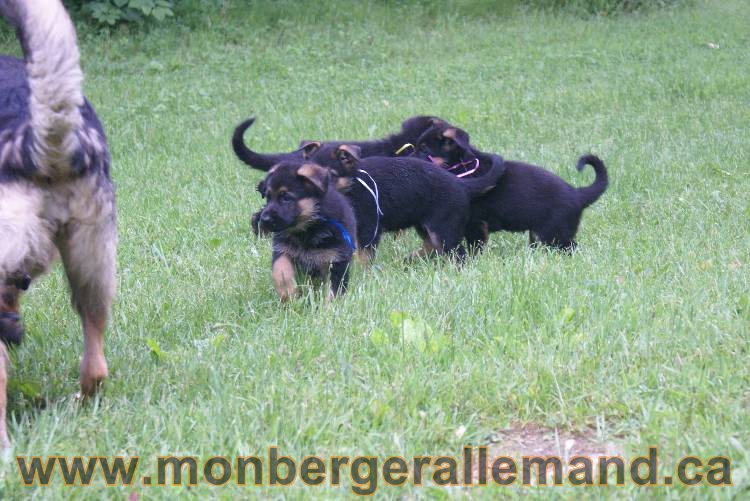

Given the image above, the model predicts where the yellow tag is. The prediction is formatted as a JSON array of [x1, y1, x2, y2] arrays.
[[394, 143, 414, 155]]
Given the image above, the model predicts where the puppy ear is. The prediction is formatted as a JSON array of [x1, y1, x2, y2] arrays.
[[299, 141, 322, 159], [297, 163, 330, 193], [442, 127, 471, 154], [335, 145, 361, 173]]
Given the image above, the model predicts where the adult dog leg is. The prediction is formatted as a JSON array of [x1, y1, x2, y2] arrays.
[[0, 182, 55, 446], [0, 343, 8, 448], [57, 213, 117, 397]]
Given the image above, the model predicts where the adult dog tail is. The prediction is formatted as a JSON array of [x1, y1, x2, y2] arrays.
[[576, 154, 608, 208], [460, 154, 505, 199], [232, 118, 290, 171], [1, 0, 85, 178]]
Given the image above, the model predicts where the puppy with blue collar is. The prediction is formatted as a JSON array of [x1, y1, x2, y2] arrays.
[[257, 162, 357, 300]]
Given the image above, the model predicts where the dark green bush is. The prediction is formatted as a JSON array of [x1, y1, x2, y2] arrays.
[[66, 0, 174, 25], [65, 0, 689, 27], [524, 0, 690, 15]]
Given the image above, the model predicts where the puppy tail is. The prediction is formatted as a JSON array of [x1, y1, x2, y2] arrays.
[[232, 118, 290, 171], [576, 154, 609, 208], [460, 154, 506, 199], [2, 0, 87, 178]]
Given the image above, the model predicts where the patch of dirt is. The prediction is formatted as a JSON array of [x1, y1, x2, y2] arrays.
[[485, 423, 623, 460]]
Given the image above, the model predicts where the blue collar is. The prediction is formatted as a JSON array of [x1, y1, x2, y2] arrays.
[[320, 216, 356, 250]]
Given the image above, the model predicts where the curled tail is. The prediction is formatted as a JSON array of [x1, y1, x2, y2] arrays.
[[1, 0, 86, 177], [460, 154, 506, 199], [232, 118, 290, 171], [576, 154, 608, 208]]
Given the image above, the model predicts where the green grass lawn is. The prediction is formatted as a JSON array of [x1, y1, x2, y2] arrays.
[[0, 0, 748, 497]]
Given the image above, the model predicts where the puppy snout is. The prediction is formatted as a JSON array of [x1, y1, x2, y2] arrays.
[[259, 209, 280, 232], [260, 211, 274, 225]]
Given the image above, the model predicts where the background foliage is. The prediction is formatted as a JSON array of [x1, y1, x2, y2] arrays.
[[65, 0, 175, 25], [527, 0, 688, 14], [66, 0, 690, 26]]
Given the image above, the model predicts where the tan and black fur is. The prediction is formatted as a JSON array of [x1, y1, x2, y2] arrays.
[[0, 0, 117, 447], [257, 162, 356, 300]]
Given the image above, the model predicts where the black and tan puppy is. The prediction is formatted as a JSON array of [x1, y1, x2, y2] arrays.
[[233, 115, 438, 172], [414, 123, 608, 251], [258, 162, 356, 300], [328, 145, 505, 262], [0, 0, 117, 447]]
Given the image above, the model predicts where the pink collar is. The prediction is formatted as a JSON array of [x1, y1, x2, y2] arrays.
[[428, 156, 480, 178]]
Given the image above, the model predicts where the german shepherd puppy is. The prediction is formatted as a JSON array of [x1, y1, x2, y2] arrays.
[[232, 115, 438, 172], [414, 123, 608, 251], [0, 0, 117, 446], [329, 145, 505, 262], [257, 162, 356, 300]]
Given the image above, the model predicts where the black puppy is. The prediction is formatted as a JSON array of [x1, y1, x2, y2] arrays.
[[233, 115, 438, 172], [414, 124, 608, 250], [257, 162, 357, 300], [329, 145, 505, 262]]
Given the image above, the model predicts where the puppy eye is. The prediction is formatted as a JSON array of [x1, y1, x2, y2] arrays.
[[279, 192, 295, 203]]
